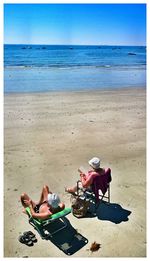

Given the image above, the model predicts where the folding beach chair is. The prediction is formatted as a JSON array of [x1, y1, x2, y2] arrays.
[[77, 168, 112, 209], [26, 207, 71, 239]]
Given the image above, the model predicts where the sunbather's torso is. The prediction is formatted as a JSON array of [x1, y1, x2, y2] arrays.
[[34, 201, 62, 215]]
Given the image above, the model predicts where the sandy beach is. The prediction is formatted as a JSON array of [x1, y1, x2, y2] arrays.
[[4, 87, 146, 257]]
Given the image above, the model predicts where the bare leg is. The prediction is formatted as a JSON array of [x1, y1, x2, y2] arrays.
[[37, 185, 52, 204], [65, 185, 77, 193]]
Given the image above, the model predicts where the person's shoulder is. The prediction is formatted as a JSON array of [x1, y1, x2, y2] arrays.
[[105, 167, 111, 174], [88, 170, 98, 176], [88, 170, 93, 173], [88, 170, 96, 174]]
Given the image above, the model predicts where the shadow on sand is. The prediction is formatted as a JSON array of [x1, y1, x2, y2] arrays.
[[83, 201, 131, 224], [46, 202, 131, 254], [41, 217, 88, 255], [95, 201, 132, 224]]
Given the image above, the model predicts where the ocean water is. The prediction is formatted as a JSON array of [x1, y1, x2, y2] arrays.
[[4, 44, 146, 93]]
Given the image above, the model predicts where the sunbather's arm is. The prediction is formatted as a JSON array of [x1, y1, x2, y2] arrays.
[[81, 172, 98, 188], [78, 169, 87, 182], [81, 175, 93, 188]]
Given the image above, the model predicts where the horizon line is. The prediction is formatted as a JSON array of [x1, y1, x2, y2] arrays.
[[4, 43, 146, 47]]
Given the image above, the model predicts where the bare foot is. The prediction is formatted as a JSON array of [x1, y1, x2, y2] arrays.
[[65, 187, 77, 195], [65, 187, 72, 192]]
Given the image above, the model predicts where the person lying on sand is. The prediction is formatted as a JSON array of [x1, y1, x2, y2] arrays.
[[65, 157, 109, 194], [20, 185, 65, 220]]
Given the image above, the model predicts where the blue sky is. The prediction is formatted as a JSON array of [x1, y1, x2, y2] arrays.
[[4, 3, 146, 46]]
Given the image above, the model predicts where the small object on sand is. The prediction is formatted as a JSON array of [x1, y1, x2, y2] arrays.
[[18, 234, 33, 246], [90, 241, 101, 252], [23, 231, 37, 243]]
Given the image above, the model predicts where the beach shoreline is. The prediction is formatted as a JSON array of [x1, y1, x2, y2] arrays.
[[4, 85, 146, 94], [4, 66, 146, 93], [4, 87, 146, 257]]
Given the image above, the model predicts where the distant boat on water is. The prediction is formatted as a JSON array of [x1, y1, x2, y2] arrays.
[[128, 52, 136, 55]]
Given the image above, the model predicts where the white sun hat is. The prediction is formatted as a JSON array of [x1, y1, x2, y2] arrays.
[[47, 193, 60, 208], [88, 157, 100, 169]]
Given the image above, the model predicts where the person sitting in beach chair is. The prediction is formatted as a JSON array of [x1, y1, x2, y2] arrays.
[[65, 157, 111, 198], [21, 185, 65, 220]]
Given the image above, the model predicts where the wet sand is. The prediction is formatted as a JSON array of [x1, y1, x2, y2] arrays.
[[4, 87, 146, 257]]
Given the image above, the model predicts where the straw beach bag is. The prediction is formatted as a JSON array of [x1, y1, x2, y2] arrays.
[[70, 194, 90, 218]]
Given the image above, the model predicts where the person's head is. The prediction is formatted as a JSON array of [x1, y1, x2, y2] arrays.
[[88, 157, 100, 170], [47, 193, 60, 209]]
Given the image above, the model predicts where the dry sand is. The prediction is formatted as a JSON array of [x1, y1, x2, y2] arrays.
[[4, 87, 146, 257]]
